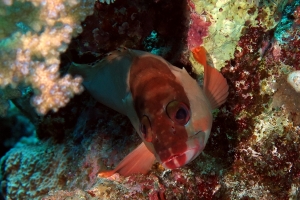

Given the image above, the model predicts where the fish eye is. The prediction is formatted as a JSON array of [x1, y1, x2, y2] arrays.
[[166, 101, 190, 126], [140, 115, 153, 142]]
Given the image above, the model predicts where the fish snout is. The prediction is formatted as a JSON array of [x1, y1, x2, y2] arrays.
[[161, 139, 204, 169]]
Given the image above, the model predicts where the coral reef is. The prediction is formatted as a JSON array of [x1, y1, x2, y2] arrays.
[[218, 0, 300, 199], [0, 96, 139, 199], [191, 0, 283, 70], [1, 0, 300, 199], [287, 70, 300, 92]]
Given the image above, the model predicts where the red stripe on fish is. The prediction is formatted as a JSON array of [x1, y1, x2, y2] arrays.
[[130, 56, 190, 167]]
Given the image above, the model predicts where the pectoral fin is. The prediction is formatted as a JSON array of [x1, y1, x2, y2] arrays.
[[99, 142, 156, 177]]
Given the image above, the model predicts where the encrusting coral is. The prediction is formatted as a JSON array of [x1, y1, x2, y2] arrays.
[[190, 0, 283, 70]]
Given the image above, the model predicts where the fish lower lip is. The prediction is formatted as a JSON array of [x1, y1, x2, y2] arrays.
[[162, 147, 199, 169], [166, 148, 197, 162], [162, 154, 185, 169], [166, 153, 183, 162]]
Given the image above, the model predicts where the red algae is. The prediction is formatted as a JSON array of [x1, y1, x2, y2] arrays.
[[221, 25, 272, 135], [187, 1, 211, 51]]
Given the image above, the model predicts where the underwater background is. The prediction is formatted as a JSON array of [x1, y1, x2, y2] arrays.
[[1, 0, 300, 199]]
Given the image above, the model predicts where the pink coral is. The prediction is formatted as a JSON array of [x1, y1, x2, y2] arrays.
[[293, 6, 300, 24], [187, 13, 211, 50]]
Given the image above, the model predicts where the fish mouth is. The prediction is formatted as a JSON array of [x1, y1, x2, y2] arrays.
[[162, 146, 201, 169], [161, 135, 205, 169]]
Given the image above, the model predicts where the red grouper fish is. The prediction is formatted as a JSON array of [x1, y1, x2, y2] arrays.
[[69, 47, 228, 177]]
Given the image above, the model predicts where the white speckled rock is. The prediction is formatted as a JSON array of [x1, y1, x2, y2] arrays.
[[287, 70, 300, 92]]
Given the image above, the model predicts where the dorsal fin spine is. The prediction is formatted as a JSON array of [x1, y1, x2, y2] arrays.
[[192, 47, 229, 109]]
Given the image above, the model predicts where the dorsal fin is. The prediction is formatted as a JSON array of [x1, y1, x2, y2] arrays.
[[99, 142, 156, 177], [192, 47, 229, 109]]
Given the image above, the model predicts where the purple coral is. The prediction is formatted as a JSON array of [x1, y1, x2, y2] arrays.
[[187, 7, 211, 50]]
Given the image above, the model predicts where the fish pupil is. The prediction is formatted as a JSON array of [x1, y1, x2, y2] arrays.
[[140, 115, 152, 142], [176, 108, 187, 120], [166, 101, 190, 126], [141, 124, 147, 134]]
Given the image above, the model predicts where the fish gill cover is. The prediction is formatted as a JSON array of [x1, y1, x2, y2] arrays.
[[0, 0, 300, 199]]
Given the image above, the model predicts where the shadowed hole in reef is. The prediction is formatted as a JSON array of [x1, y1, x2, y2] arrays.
[[60, 0, 191, 74], [0, 110, 35, 157]]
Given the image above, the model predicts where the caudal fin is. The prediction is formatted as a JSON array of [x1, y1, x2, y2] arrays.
[[99, 142, 156, 177], [192, 47, 229, 109]]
